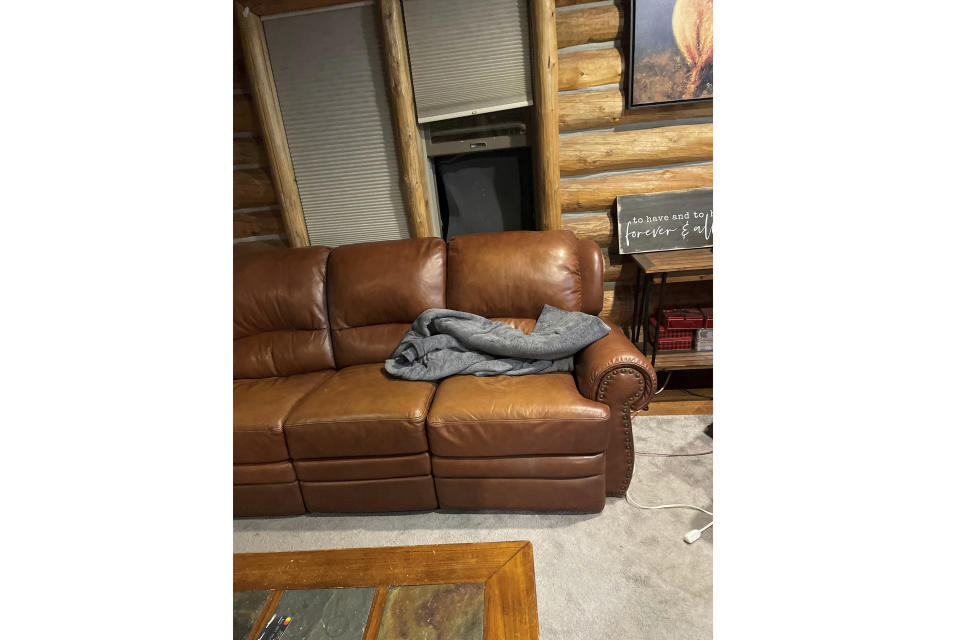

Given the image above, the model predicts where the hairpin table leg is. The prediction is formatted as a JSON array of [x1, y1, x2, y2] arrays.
[[651, 273, 667, 367]]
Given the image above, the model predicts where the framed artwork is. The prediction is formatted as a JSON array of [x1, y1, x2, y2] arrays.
[[626, 0, 713, 108]]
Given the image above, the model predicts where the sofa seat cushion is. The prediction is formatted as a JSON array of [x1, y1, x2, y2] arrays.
[[294, 453, 431, 482], [234, 482, 305, 517], [435, 476, 605, 512], [426, 373, 610, 457], [300, 476, 437, 513], [234, 370, 335, 464], [285, 364, 437, 459], [233, 461, 298, 485], [432, 453, 604, 479]]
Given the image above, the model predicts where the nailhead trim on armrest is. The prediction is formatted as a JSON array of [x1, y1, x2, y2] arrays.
[[598, 367, 647, 495]]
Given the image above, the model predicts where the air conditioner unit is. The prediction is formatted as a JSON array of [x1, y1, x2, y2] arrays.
[[424, 108, 528, 157]]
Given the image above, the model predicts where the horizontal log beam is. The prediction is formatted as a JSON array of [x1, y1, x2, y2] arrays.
[[558, 89, 713, 131], [557, 0, 601, 6], [559, 164, 713, 212], [234, 208, 285, 238], [603, 250, 636, 283], [562, 210, 615, 248], [234, 138, 268, 166], [559, 123, 712, 176], [558, 47, 621, 91], [234, 94, 256, 133], [234, 167, 277, 209], [556, 3, 621, 49]]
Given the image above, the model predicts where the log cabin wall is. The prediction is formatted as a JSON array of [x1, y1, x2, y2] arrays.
[[233, 16, 288, 255], [554, 0, 713, 329]]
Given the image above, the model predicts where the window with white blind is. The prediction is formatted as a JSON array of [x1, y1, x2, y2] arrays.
[[263, 2, 409, 247], [402, 0, 533, 123]]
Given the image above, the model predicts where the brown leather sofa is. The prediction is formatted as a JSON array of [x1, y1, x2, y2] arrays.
[[234, 230, 656, 517]]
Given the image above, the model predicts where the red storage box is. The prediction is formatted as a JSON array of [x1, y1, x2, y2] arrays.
[[649, 317, 693, 350], [661, 307, 704, 330], [699, 306, 713, 328]]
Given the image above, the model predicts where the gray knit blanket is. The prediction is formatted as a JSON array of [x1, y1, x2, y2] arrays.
[[384, 304, 610, 381]]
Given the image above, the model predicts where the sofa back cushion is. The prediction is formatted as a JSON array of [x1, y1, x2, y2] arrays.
[[446, 230, 583, 318], [327, 237, 446, 367], [234, 246, 336, 378]]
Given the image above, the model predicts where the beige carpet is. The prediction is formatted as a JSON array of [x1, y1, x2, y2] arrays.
[[234, 414, 713, 639]]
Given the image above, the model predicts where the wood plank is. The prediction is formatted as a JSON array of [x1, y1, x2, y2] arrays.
[[234, 541, 528, 591], [557, 0, 602, 6], [378, 0, 433, 238], [234, 93, 256, 133], [234, 168, 277, 209], [361, 587, 388, 640], [235, 3, 311, 247], [560, 123, 712, 176], [530, 0, 562, 230], [559, 164, 713, 212], [573, 243, 713, 282], [640, 388, 713, 416], [234, 209, 285, 238], [234, 138, 268, 166], [642, 399, 712, 415], [631, 248, 713, 273], [558, 89, 712, 131], [558, 47, 621, 91], [483, 542, 539, 640], [243, 0, 361, 16], [556, 3, 622, 49], [608, 255, 711, 283], [649, 350, 713, 371]]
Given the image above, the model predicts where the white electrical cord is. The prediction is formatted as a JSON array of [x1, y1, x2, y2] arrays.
[[625, 491, 714, 544]]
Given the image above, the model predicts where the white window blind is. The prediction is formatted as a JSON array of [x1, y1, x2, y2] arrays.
[[402, 0, 533, 123], [263, 3, 409, 247]]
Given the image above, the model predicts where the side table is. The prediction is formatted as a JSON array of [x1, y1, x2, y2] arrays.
[[629, 248, 713, 369]]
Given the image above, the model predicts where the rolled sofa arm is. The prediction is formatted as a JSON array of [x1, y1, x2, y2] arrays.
[[575, 319, 657, 497]]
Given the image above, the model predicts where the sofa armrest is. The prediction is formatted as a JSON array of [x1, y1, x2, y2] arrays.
[[574, 319, 657, 496], [575, 320, 656, 406]]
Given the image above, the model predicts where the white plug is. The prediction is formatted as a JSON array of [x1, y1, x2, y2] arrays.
[[625, 493, 714, 543]]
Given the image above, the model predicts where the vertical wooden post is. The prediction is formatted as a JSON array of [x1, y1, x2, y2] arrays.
[[529, 0, 561, 230], [378, 0, 434, 238], [234, 3, 311, 248]]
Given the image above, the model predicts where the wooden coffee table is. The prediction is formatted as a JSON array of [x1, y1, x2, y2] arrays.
[[234, 541, 539, 640]]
